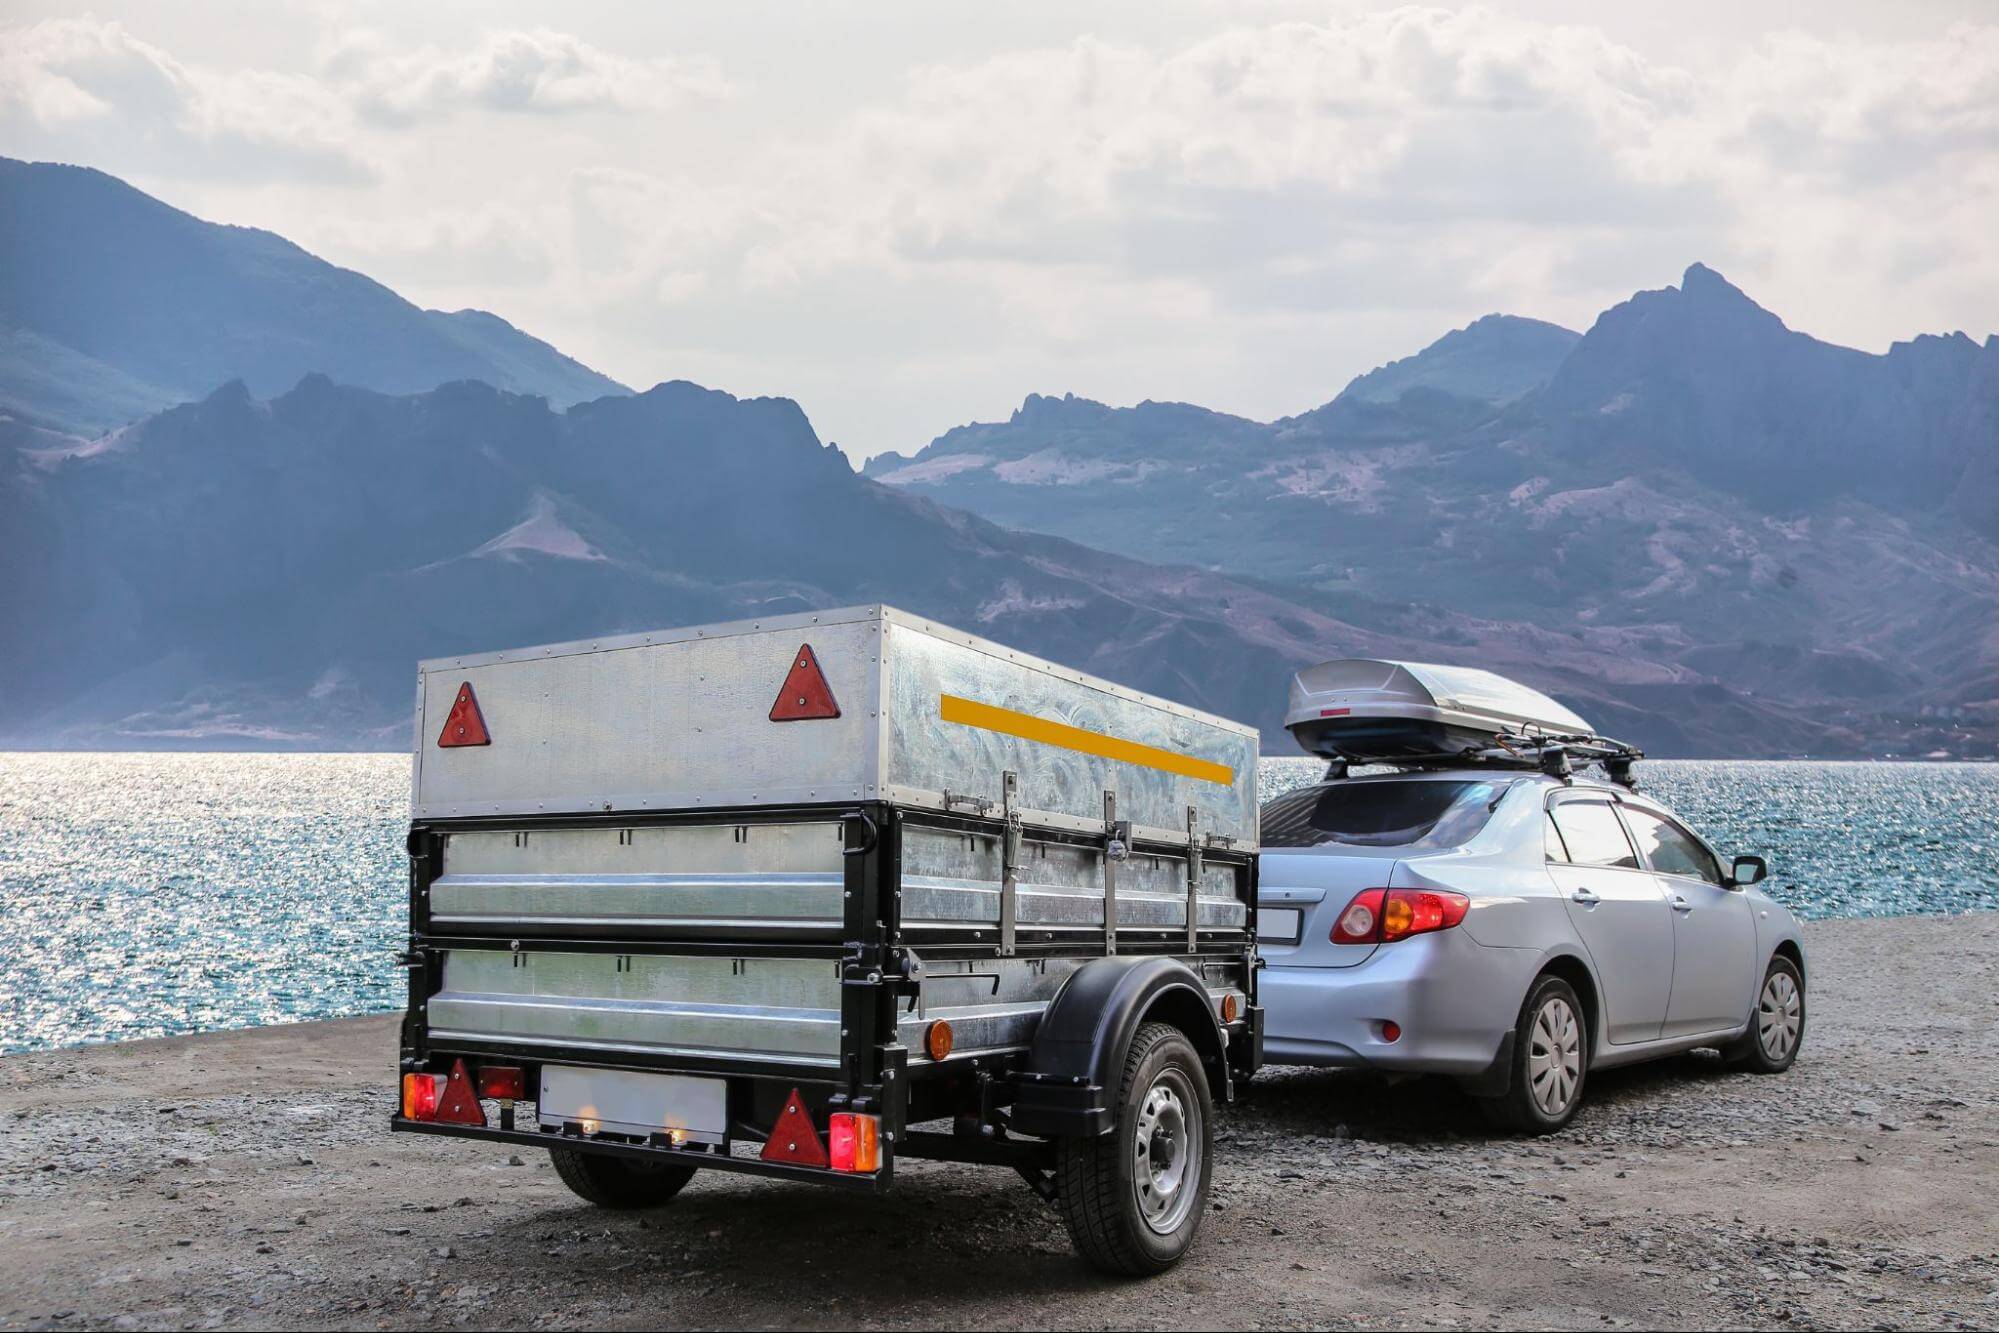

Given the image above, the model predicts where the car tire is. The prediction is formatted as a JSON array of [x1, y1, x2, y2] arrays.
[[549, 1147, 698, 1209], [1055, 1021, 1214, 1277], [1723, 954, 1805, 1073], [1478, 974, 1588, 1134]]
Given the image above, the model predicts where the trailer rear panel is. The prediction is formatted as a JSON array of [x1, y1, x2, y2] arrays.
[[395, 605, 1260, 1260]]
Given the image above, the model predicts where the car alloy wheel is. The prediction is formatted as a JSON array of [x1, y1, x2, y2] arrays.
[[1527, 994, 1583, 1119], [1757, 968, 1802, 1063]]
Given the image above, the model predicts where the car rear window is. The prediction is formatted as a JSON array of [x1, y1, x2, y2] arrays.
[[1261, 780, 1504, 849]]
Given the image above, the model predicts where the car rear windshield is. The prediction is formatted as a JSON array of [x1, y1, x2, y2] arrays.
[[1261, 779, 1505, 849]]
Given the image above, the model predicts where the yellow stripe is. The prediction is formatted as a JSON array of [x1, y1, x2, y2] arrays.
[[939, 694, 1235, 787]]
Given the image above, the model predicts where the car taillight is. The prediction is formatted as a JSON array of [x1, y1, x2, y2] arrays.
[[1331, 888, 1469, 944], [1381, 889, 1469, 941], [1331, 889, 1386, 943], [828, 1112, 880, 1173]]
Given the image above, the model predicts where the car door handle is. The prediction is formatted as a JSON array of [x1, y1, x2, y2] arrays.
[[1670, 895, 1694, 913], [1570, 889, 1600, 906]]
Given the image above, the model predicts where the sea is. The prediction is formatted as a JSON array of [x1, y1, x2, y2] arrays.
[[1, 753, 1994, 1055]]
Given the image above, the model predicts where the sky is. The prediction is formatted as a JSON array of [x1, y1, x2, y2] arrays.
[[3, 1, 1996, 459]]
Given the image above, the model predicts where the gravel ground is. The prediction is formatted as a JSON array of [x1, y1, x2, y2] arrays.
[[2, 913, 1995, 1331]]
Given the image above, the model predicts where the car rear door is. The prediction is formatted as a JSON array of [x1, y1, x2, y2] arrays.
[[1619, 804, 1755, 1038], [1546, 795, 1673, 1045]]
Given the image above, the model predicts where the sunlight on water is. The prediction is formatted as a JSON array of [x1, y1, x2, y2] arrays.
[[1, 753, 1993, 1054]]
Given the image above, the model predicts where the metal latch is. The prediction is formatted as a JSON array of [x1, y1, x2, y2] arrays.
[[998, 771, 1021, 957], [1185, 806, 1203, 952], [1102, 790, 1128, 957]]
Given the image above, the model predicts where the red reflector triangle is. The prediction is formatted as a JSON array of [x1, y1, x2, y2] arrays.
[[769, 644, 840, 721], [436, 1059, 488, 1127], [438, 681, 491, 748], [759, 1088, 828, 1167]]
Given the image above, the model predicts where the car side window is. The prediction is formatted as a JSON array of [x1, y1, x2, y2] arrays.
[[1544, 811, 1571, 863], [1548, 799, 1639, 869], [1621, 807, 1724, 885]]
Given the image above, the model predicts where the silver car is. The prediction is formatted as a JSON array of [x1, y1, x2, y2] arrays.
[[1256, 769, 1806, 1131]]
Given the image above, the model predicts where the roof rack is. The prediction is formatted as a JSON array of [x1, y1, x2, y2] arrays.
[[1322, 733, 1644, 788]]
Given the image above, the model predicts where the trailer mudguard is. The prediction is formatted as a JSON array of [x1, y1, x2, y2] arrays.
[[1007, 955, 1230, 1138]]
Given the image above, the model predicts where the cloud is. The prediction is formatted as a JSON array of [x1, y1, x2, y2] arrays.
[[529, 5, 1999, 450], [324, 28, 731, 125], [312, 205, 555, 290], [0, 17, 373, 184]]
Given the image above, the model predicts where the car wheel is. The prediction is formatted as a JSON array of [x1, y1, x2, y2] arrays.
[[1724, 954, 1805, 1073], [549, 1147, 698, 1209], [1479, 974, 1588, 1134], [1055, 1021, 1214, 1276]]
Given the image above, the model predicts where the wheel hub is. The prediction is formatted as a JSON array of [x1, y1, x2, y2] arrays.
[[1132, 1072, 1200, 1235]]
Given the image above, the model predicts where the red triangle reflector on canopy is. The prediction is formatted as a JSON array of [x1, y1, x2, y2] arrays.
[[760, 1088, 828, 1167], [769, 644, 840, 721], [438, 681, 490, 747]]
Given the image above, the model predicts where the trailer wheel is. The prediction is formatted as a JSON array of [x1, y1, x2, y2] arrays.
[[1055, 1021, 1213, 1276], [549, 1147, 697, 1210]]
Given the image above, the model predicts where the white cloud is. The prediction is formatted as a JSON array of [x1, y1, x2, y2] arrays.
[[323, 28, 731, 125], [4, 5, 1995, 455], [0, 17, 371, 183]]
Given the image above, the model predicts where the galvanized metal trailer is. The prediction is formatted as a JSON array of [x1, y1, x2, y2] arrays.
[[392, 605, 1260, 1274]]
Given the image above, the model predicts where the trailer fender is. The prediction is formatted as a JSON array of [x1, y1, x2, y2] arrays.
[[1007, 956, 1229, 1138]]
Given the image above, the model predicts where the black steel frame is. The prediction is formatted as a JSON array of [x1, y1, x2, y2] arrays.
[[391, 798, 1258, 1190]]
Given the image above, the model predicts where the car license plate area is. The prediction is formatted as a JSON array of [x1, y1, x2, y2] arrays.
[[538, 1066, 728, 1145], [1259, 906, 1302, 945]]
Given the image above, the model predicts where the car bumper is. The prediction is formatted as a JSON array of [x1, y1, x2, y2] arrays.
[[1259, 930, 1532, 1075]]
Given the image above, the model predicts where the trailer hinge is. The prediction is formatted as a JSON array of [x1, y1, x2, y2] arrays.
[[1102, 790, 1128, 957], [998, 770, 1021, 957], [1185, 806, 1203, 952]]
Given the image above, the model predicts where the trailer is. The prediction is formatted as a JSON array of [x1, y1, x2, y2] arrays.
[[392, 605, 1261, 1274]]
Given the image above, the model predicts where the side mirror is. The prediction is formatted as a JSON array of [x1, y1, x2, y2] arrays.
[[1731, 854, 1768, 888]]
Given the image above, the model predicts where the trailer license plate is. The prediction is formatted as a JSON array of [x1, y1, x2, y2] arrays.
[[1260, 907, 1302, 945], [538, 1066, 727, 1145]]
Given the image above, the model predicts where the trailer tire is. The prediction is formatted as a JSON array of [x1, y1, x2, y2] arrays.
[[1055, 1021, 1213, 1277], [548, 1147, 697, 1210]]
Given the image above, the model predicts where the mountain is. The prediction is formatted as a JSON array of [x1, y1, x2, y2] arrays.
[[1338, 314, 1578, 405], [0, 158, 626, 434], [0, 372, 1875, 755], [867, 266, 1999, 758]]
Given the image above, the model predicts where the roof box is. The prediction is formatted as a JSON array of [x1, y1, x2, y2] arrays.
[[1284, 659, 1594, 764]]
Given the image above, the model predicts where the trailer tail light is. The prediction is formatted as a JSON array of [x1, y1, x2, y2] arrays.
[[761, 1089, 829, 1168], [828, 1113, 880, 1173], [402, 1073, 447, 1121], [1330, 888, 1468, 944], [1331, 889, 1387, 944], [475, 1065, 525, 1099]]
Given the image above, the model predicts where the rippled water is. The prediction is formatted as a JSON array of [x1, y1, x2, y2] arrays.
[[2, 753, 1993, 1054]]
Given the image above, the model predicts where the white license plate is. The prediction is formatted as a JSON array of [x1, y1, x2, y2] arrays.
[[538, 1066, 727, 1144], [1259, 907, 1303, 944]]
